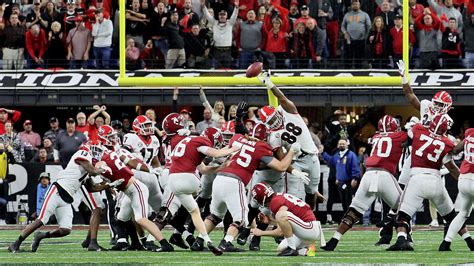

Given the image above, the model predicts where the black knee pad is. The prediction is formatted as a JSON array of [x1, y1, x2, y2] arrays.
[[156, 207, 172, 225], [341, 207, 362, 228], [442, 209, 457, 224], [247, 205, 260, 224], [206, 214, 223, 226], [396, 211, 411, 232]]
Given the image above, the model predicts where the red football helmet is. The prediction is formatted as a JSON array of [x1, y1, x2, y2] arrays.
[[88, 139, 106, 161], [202, 127, 224, 148], [430, 91, 453, 115], [250, 123, 268, 141], [429, 114, 449, 136], [132, 115, 155, 135], [251, 182, 274, 206], [258, 106, 284, 130], [162, 113, 186, 135], [377, 115, 399, 133], [98, 125, 119, 146]]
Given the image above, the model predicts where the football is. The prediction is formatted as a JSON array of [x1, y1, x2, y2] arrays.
[[246, 62, 263, 78]]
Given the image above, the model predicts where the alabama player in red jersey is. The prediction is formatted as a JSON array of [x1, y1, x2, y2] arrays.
[[191, 132, 298, 252], [250, 182, 323, 256], [258, 71, 320, 210], [439, 128, 474, 251], [8, 142, 121, 253], [168, 127, 240, 255], [90, 142, 175, 252], [388, 114, 465, 251], [322, 115, 408, 251]]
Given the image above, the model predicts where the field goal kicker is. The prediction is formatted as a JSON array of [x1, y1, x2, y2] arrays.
[[117, 0, 410, 88]]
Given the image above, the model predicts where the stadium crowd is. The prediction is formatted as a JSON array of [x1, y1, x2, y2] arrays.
[[0, 0, 473, 70]]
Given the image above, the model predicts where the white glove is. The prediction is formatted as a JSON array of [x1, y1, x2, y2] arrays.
[[396, 60, 408, 84], [291, 169, 310, 185], [290, 143, 302, 157], [108, 178, 125, 188], [257, 71, 274, 90], [97, 165, 112, 176], [91, 175, 103, 184], [404, 116, 419, 130], [177, 128, 191, 136]]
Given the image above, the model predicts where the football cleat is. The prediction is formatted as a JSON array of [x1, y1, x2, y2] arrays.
[[207, 242, 223, 256], [127, 243, 145, 251], [374, 238, 391, 246], [186, 235, 197, 248], [237, 227, 251, 245], [274, 236, 284, 244], [467, 238, 474, 251], [249, 236, 261, 251], [321, 238, 338, 251], [8, 241, 21, 253], [110, 242, 129, 251], [218, 240, 244, 252], [81, 238, 90, 249], [153, 242, 174, 252], [143, 240, 160, 251], [169, 233, 189, 249], [386, 236, 414, 251], [439, 240, 451, 251], [31, 232, 47, 252], [88, 243, 108, 252], [191, 237, 205, 251], [278, 247, 298, 256]]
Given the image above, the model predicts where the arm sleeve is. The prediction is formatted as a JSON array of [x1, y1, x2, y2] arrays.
[[203, 6, 215, 25], [91, 23, 99, 37], [350, 153, 361, 179], [229, 6, 238, 25], [197, 146, 210, 154]]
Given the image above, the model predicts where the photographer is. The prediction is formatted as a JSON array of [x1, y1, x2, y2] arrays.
[[92, 8, 113, 69], [0, 142, 16, 225]]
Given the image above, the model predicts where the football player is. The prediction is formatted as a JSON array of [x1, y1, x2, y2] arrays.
[[191, 131, 298, 252], [90, 142, 174, 252], [322, 115, 407, 251], [8, 141, 122, 253], [387, 114, 467, 251], [439, 128, 474, 251], [250, 182, 323, 256], [258, 71, 321, 210]]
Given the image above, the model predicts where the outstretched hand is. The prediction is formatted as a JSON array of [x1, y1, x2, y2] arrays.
[[236, 101, 248, 121]]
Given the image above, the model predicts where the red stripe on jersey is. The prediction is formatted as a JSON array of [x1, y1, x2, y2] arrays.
[[38, 185, 57, 220], [88, 192, 98, 209]]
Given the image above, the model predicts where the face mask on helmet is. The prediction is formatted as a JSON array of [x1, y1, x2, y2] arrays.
[[266, 111, 284, 130], [91, 144, 105, 161], [222, 132, 234, 145], [431, 100, 450, 115], [141, 121, 155, 135]]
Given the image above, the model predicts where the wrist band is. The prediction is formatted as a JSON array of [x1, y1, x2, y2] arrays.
[[136, 163, 143, 171]]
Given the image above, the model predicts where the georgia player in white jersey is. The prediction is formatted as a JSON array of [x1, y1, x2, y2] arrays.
[[123, 116, 163, 214], [258, 71, 320, 209], [440, 128, 474, 251], [8, 142, 123, 253]]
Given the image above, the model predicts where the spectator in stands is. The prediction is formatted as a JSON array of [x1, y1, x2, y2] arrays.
[[180, 108, 191, 122], [0, 4, 6, 31], [293, 5, 313, 29], [122, 117, 131, 133], [326, 0, 342, 58], [306, 19, 324, 66], [376, 0, 395, 29], [237, 10, 262, 69], [19, 0, 32, 18], [54, 118, 86, 166], [367, 16, 389, 69], [465, 13, 474, 68], [35, 173, 51, 220], [11, 3, 27, 25], [323, 137, 360, 214], [126, 0, 148, 50], [203, 0, 239, 68], [111, 120, 125, 142], [92, 8, 113, 69], [244, 118, 255, 131], [288, 1, 300, 24], [75, 112, 88, 134], [0, 141, 15, 225], [67, 15, 92, 69], [184, 24, 211, 68], [0, 108, 21, 135], [1, 13, 26, 70], [164, 10, 186, 69], [341, 0, 371, 69], [44, 117, 65, 144], [41, 1, 60, 32], [196, 108, 216, 133], [126, 37, 142, 70], [441, 17, 461, 68], [149, 2, 170, 64], [415, 8, 444, 69], [0, 121, 24, 163], [45, 21, 67, 69], [290, 21, 311, 68], [256, 5, 266, 21], [42, 137, 54, 157], [217, 117, 226, 130], [238, 0, 257, 19], [18, 120, 41, 162], [261, 17, 289, 69], [199, 88, 225, 121], [428, 0, 463, 34], [60, 0, 80, 36], [227, 104, 237, 121], [25, 24, 47, 69], [26, 0, 47, 30], [179, 0, 200, 32], [390, 15, 415, 66], [87, 105, 111, 141], [409, 0, 424, 23], [303, 116, 322, 148], [34, 147, 54, 163]]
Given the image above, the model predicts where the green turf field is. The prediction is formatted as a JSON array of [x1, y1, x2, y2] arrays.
[[0, 227, 473, 264]]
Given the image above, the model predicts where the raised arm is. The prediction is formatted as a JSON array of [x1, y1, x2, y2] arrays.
[[88, 105, 103, 125], [258, 72, 298, 113], [201, 145, 240, 158], [397, 60, 420, 111]]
